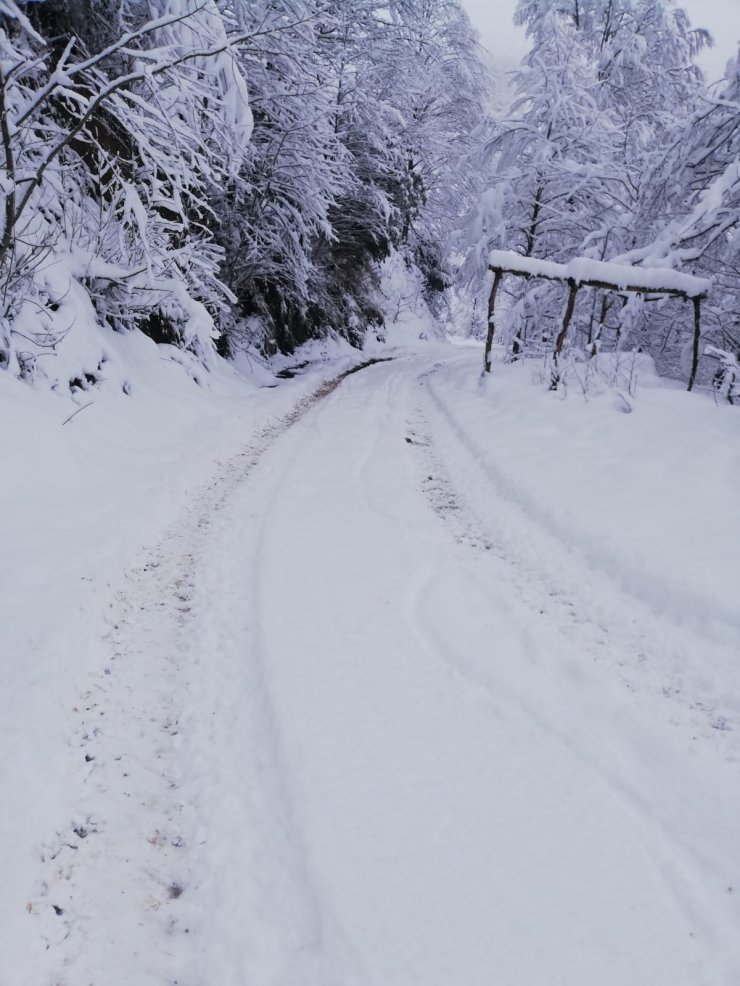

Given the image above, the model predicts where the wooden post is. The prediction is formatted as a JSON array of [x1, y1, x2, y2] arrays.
[[687, 296, 701, 392], [484, 268, 502, 373], [589, 293, 609, 358], [550, 279, 579, 388]]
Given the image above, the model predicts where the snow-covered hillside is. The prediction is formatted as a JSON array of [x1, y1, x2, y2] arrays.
[[2, 341, 739, 985]]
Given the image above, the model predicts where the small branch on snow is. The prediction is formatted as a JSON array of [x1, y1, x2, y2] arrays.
[[61, 401, 94, 426]]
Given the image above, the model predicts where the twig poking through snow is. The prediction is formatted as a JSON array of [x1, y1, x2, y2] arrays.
[[61, 402, 94, 426]]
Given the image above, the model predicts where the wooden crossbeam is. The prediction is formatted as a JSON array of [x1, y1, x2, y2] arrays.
[[488, 265, 707, 301]]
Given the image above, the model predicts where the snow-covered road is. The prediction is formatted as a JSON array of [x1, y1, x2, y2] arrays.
[[8, 350, 740, 985]]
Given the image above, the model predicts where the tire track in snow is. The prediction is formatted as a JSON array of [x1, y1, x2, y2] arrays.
[[218, 352, 740, 985], [401, 362, 740, 959], [183, 368, 381, 986], [30, 360, 390, 986], [426, 366, 740, 642], [417, 363, 738, 744]]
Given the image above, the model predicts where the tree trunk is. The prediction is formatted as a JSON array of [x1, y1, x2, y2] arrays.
[[550, 280, 579, 388], [687, 297, 702, 391], [484, 269, 502, 373]]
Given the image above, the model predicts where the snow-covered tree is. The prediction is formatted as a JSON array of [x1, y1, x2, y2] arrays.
[[388, 0, 488, 302], [617, 50, 740, 378], [462, 0, 712, 366], [215, 0, 487, 354], [211, 0, 350, 353], [0, 0, 253, 382]]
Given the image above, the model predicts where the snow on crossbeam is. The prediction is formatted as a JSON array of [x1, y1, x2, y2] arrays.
[[484, 250, 709, 389], [488, 250, 710, 299]]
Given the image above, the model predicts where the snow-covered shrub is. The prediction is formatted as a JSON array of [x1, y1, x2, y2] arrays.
[[706, 346, 740, 405]]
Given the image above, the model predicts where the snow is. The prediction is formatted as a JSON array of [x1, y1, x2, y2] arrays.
[[488, 249, 568, 281], [488, 249, 711, 296], [1, 340, 739, 984], [0, 332, 362, 984], [453, 353, 740, 630]]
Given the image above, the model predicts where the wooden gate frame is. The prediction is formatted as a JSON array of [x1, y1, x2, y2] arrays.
[[484, 255, 708, 391]]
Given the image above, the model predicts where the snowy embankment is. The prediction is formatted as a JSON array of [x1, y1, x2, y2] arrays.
[[2, 337, 739, 985]]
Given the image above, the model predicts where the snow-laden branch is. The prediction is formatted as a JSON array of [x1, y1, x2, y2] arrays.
[[5, 28, 258, 250], [615, 159, 740, 269]]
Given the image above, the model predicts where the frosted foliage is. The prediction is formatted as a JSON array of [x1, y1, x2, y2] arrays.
[[211, 0, 487, 354], [152, 0, 253, 170]]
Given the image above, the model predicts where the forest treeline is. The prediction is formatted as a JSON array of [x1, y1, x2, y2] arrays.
[[0, 0, 737, 394], [0, 0, 486, 386]]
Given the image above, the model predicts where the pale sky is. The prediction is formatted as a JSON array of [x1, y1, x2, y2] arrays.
[[461, 0, 739, 83]]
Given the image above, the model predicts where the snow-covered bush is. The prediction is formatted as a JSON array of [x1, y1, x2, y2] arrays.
[[706, 346, 740, 405]]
